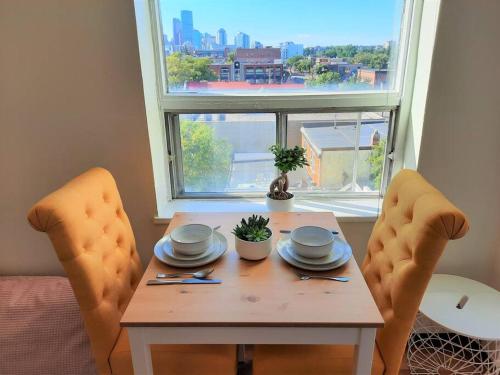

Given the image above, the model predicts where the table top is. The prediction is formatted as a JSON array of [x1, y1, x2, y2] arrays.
[[121, 212, 383, 328], [420, 274, 500, 340]]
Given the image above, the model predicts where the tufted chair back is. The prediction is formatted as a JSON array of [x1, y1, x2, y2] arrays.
[[361, 169, 469, 375], [28, 168, 143, 375]]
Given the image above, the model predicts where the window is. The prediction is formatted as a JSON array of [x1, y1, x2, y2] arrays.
[[287, 113, 390, 194], [168, 113, 276, 195], [149, 0, 413, 200], [167, 111, 394, 198], [157, 0, 406, 95]]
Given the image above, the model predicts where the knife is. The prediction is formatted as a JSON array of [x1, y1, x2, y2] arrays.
[[280, 229, 339, 235], [147, 278, 222, 285]]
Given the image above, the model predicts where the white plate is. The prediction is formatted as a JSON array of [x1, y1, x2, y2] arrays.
[[154, 231, 227, 268], [284, 239, 344, 265], [277, 238, 352, 271], [162, 235, 213, 261]]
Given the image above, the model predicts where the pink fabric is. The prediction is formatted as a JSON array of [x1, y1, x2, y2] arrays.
[[0, 276, 97, 375]]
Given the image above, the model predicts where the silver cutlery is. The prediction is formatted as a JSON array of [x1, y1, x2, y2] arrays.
[[295, 272, 350, 282], [147, 278, 222, 285], [213, 225, 221, 231], [280, 229, 339, 235], [157, 268, 214, 279]]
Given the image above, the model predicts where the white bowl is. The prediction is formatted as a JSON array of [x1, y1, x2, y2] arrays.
[[170, 224, 213, 256], [290, 226, 334, 258], [235, 232, 273, 261]]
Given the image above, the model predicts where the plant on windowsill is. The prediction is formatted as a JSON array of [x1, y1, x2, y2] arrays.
[[232, 215, 273, 260], [266, 145, 309, 212]]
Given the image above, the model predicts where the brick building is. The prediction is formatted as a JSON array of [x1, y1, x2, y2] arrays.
[[357, 69, 388, 88]]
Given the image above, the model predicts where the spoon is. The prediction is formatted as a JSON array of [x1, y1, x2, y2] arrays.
[[295, 272, 350, 282], [157, 268, 214, 279]]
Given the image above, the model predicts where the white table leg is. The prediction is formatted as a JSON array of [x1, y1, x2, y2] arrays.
[[353, 328, 376, 375], [128, 327, 154, 375]]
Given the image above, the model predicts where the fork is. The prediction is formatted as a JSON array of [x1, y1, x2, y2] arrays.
[[295, 271, 350, 282]]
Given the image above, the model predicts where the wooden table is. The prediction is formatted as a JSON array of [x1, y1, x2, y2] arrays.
[[121, 212, 383, 374]]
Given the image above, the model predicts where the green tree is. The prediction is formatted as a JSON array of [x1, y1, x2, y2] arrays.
[[352, 51, 389, 69], [166, 52, 217, 87], [307, 71, 341, 87], [295, 59, 312, 73], [180, 120, 232, 192], [226, 52, 236, 64], [286, 56, 312, 73], [286, 55, 304, 67], [324, 45, 358, 59], [368, 139, 386, 189], [303, 47, 316, 57], [315, 64, 329, 75]]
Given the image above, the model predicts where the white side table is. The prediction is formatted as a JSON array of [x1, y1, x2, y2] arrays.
[[408, 274, 500, 374]]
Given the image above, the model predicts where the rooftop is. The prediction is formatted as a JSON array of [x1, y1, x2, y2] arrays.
[[235, 48, 281, 60], [301, 122, 388, 155]]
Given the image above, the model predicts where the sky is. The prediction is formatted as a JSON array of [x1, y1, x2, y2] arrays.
[[159, 0, 405, 47]]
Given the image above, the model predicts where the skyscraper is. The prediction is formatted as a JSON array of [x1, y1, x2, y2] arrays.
[[280, 41, 304, 61], [216, 28, 227, 46], [192, 29, 202, 50], [180, 10, 193, 44], [172, 18, 182, 46], [203, 33, 216, 50], [234, 32, 250, 48]]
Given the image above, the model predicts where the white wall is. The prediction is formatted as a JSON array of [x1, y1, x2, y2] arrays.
[[415, 0, 500, 288], [0, 0, 166, 274]]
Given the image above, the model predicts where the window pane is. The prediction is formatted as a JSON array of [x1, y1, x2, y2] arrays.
[[158, 0, 405, 94], [287, 112, 389, 193], [178, 113, 276, 193]]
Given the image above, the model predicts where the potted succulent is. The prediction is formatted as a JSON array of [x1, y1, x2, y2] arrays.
[[232, 215, 273, 260], [266, 145, 309, 211]]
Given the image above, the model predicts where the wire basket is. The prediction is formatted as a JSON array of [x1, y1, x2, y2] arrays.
[[408, 312, 500, 374]]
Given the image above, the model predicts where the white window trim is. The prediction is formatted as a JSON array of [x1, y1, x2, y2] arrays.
[[133, 0, 426, 219], [160, 92, 400, 113], [153, 197, 382, 224]]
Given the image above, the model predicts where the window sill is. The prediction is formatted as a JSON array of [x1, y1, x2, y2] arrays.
[[154, 197, 382, 224]]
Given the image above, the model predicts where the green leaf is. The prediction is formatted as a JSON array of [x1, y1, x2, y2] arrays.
[[232, 215, 271, 242]]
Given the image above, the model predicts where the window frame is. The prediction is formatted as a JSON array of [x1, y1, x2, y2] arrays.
[[147, 0, 416, 201]]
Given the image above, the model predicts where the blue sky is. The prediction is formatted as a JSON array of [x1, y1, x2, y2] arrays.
[[159, 0, 404, 47]]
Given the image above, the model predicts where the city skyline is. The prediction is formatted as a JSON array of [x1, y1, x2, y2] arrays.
[[159, 0, 404, 48]]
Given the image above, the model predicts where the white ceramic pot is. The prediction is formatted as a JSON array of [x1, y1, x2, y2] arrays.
[[235, 232, 273, 261], [266, 194, 294, 212]]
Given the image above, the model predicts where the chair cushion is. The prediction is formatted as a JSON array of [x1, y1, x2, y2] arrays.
[[109, 329, 237, 375], [253, 344, 385, 375]]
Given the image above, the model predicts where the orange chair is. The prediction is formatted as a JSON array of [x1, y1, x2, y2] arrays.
[[253, 169, 469, 375], [28, 168, 236, 375]]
